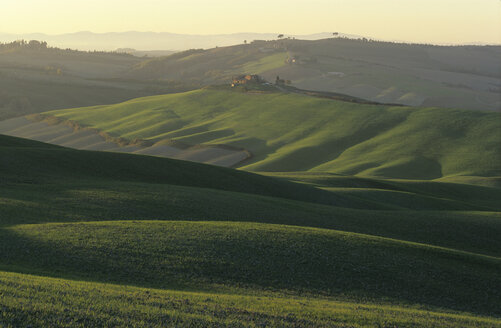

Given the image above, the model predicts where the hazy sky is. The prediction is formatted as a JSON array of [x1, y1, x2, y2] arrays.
[[2, 0, 500, 44]]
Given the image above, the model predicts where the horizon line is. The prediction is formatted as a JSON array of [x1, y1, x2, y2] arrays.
[[1, 30, 499, 47]]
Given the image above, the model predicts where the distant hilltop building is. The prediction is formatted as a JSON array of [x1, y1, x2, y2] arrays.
[[231, 74, 262, 87]]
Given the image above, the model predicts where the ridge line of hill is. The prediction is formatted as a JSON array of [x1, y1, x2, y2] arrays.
[[9, 219, 501, 261], [276, 84, 408, 106]]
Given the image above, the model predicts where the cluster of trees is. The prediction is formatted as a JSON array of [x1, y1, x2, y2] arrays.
[[0, 40, 48, 51], [0, 40, 134, 57]]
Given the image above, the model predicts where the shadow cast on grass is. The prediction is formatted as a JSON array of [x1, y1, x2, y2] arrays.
[[0, 221, 500, 317]]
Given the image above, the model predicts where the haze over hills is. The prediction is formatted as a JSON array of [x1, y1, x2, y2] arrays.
[[0, 41, 200, 121], [2, 31, 497, 52], [129, 38, 501, 111], [1, 37, 499, 119], [0, 31, 353, 51]]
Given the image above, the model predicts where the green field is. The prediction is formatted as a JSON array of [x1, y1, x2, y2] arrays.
[[44, 88, 501, 179], [3, 271, 500, 328], [1, 134, 500, 326], [2, 220, 500, 314]]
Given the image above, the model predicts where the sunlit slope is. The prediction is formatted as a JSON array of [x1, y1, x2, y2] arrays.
[[2, 271, 499, 328], [45, 89, 501, 179]]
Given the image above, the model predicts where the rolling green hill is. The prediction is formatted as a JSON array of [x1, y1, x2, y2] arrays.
[[2, 133, 501, 257], [1, 221, 500, 316], [42, 88, 501, 180], [3, 271, 500, 328], [1, 134, 501, 326]]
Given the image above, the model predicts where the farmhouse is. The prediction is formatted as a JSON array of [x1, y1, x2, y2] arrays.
[[231, 74, 262, 87]]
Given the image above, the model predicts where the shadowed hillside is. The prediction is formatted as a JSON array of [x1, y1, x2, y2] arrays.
[[0, 41, 199, 120]]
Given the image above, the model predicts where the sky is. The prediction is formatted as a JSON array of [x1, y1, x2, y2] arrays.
[[2, 0, 501, 44]]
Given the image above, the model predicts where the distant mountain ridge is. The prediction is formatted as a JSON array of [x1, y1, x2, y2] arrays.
[[0, 31, 358, 51], [2, 31, 498, 52]]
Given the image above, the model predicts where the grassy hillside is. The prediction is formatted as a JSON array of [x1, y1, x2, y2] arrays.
[[128, 45, 288, 82], [1, 134, 500, 257], [1, 134, 501, 325], [3, 38, 498, 122], [3, 168, 501, 257], [128, 38, 501, 111], [1, 133, 500, 256], [1, 221, 500, 315], [3, 271, 499, 328], [0, 74, 160, 121], [44, 88, 501, 179], [0, 41, 198, 120], [0, 135, 359, 209]]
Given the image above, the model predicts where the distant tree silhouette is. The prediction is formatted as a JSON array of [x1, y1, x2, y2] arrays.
[[28, 40, 41, 48], [277, 34, 284, 39]]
